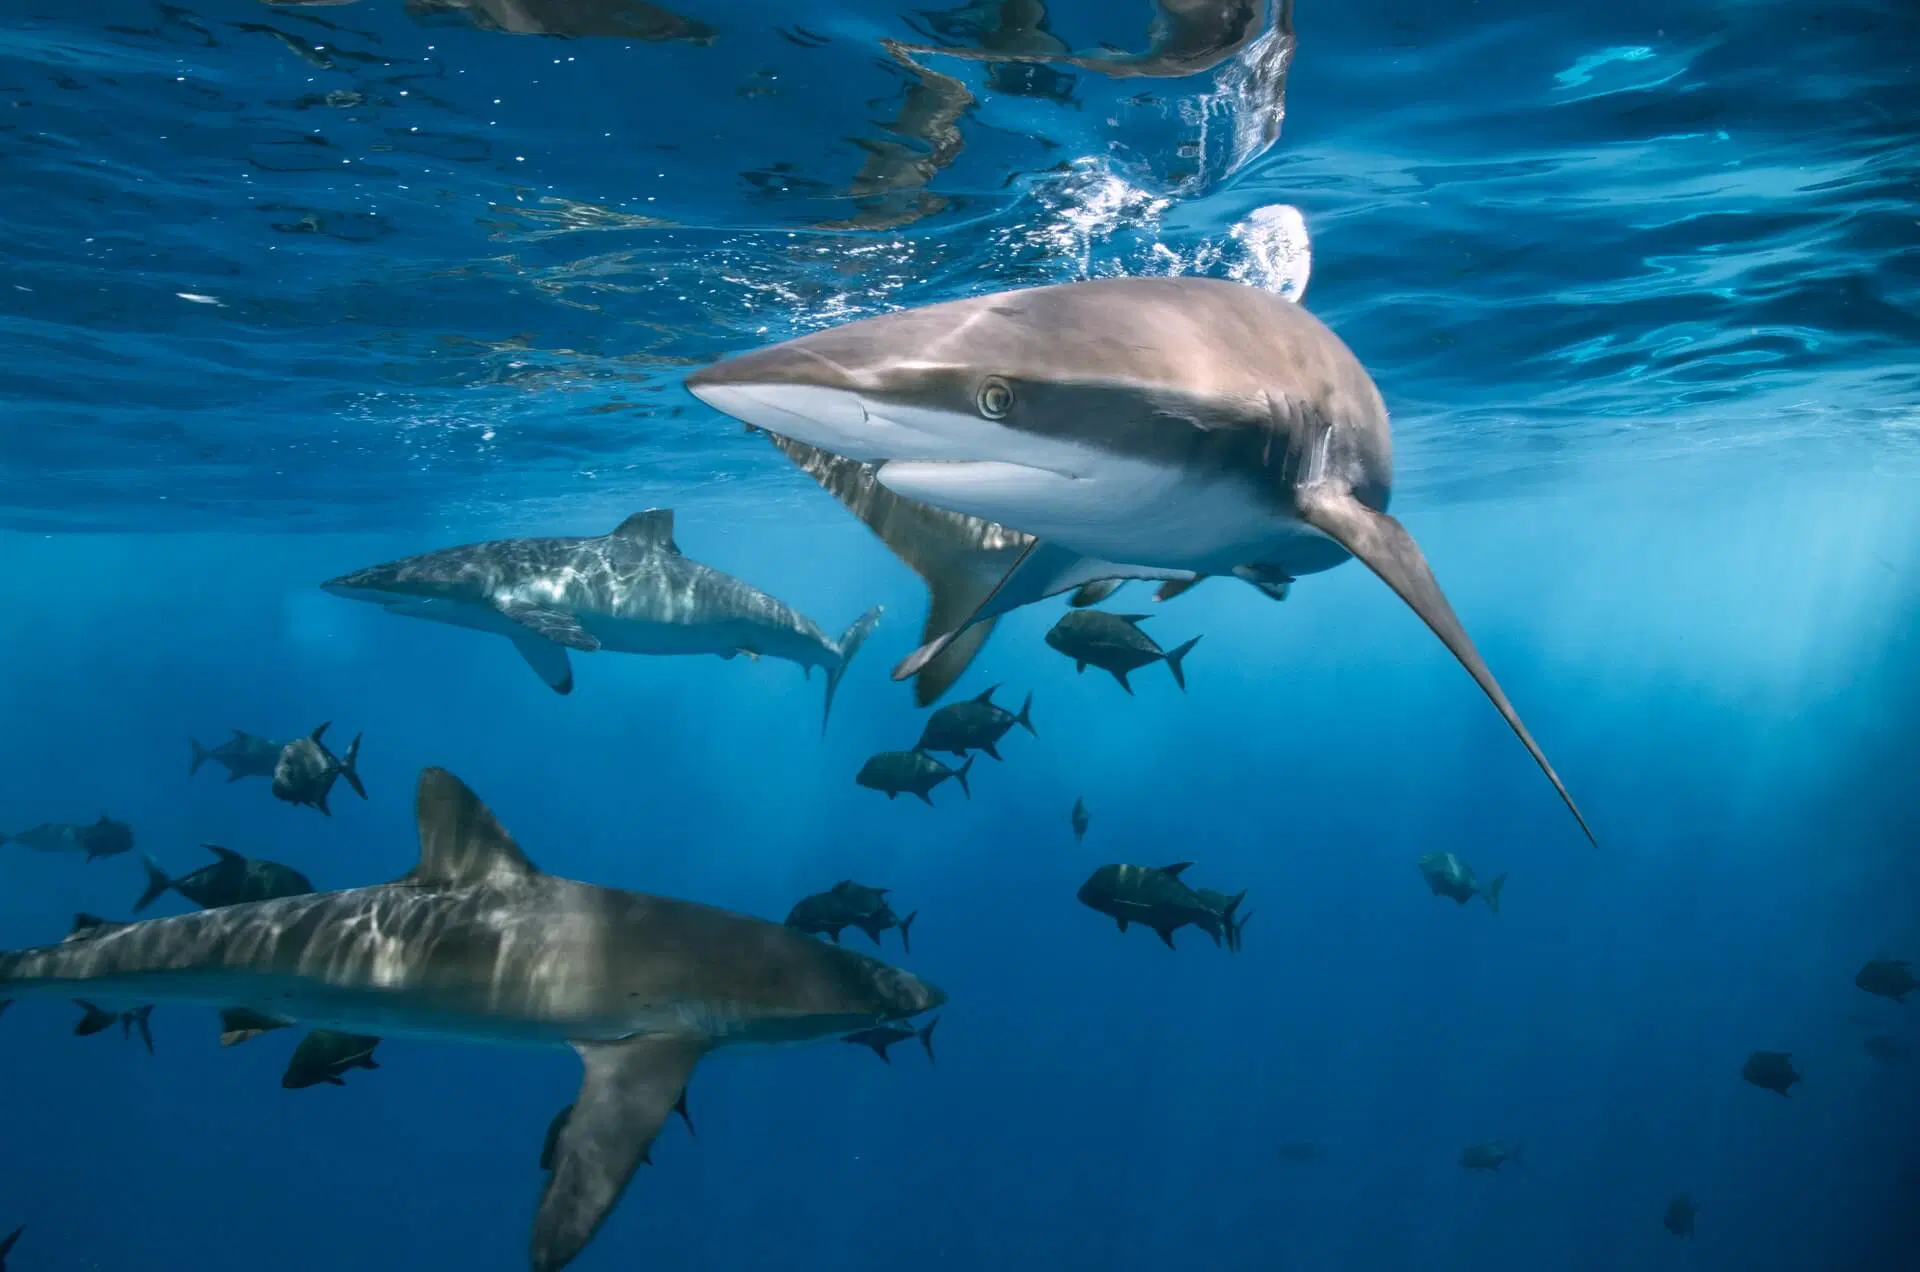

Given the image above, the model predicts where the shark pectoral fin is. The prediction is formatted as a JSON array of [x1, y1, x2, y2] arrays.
[[406, 769, 541, 887], [533, 1036, 705, 1272], [498, 601, 601, 652], [1295, 486, 1596, 846], [510, 634, 575, 696]]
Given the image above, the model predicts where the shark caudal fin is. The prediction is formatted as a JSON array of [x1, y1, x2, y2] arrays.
[[1164, 635, 1201, 690], [822, 606, 883, 733], [189, 737, 210, 777], [337, 732, 367, 801], [1484, 873, 1508, 915], [1296, 486, 1596, 846], [133, 855, 173, 913]]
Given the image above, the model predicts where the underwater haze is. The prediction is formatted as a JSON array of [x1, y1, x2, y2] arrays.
[[2, 1, 1918, 1271]]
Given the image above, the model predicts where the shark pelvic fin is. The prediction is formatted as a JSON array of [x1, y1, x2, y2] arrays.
[[497, 600, 601, 652], [1294, 485, 1595, 846], [893, 541, 1190, 687], [610, 508, 680, 554], [510, 633, 574, 695], [532, 1036, 705, 1272], [1070, 579, 1125, 607], [405, 769, 540, 888]]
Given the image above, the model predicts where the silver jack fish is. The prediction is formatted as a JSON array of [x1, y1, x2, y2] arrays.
[[0, 768, 946, 1272]]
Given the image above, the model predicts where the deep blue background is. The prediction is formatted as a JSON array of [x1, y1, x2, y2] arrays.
[[2, 1, 1917, 1270]]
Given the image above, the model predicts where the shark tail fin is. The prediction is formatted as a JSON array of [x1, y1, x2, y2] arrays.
[[1296, 486, 1595, 846], [1484, 873, 1508, 915], [898, 910, 917, 955], [952, 755, 973, 800], [1164, 635, 1202, 690], [918, 1014, 939, 1064], [338, 732, 367, 801], [1015, 691, 1036, 737], [72, 1000, 116, 1036], [822, 605, 884, 734], [189, 737, 210, 777], [134, 855, 172, 914]]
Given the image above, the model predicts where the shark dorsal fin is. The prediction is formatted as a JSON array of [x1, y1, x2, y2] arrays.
[[1158, 861, 1194, 878], [407, 768, 539, 888], [611, 509, 680, 554], [66, 912, 126, 941]]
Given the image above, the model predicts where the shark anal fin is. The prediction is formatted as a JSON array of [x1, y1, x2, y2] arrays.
[[610, 508, 680, 554], [406, 769, 540, 887], [498, 601, 600, 652], [533, 1036, 705, 1272], [1295, 486, 1596, 846], [511, 633, 574, 695]]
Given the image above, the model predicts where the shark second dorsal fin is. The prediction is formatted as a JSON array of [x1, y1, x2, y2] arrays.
[[406, 768, 540, 888], [611, 509, 680, 554], [65, 913, 127, 941]]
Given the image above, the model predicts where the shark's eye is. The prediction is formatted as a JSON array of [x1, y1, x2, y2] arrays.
[[976, 377, 1014, 420]]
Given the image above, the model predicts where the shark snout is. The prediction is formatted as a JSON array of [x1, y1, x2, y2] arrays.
[[877, 966, 947, 1019]]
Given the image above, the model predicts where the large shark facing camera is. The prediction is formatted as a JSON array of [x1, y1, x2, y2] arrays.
[[324, 508, 880, 730], [686, 275, 1594, 843], [0, 769, 945, 1271]]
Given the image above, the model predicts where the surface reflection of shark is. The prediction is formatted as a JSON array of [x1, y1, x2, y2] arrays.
[[896, 0, 1282, 81], [0, 768, 945, 1272], [323, 508, 880, 729], [688, 276, 1595, 844], [262, 0, 718, 42]]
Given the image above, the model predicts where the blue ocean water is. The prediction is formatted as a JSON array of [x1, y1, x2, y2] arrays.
[[1, 0, 1917, 1269]]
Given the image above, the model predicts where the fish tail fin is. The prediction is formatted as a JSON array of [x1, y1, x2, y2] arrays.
[[918, 1014, 939, 1064], [953, 755, 973, 799], [134, 855, 172, 914], [125, 1005, 154, 1054], [0, 1224, 20, 1262], [72, 1000, 115, 1037], [1223, 890, 1249, 952], [898, 910, 917, 955], [338, 732, 367, 800], [1164, 635, 1202, 690], [1296, 486, 1596, 846], [822, 605, 884, 733], [1015, 691, 1036, 737], [1232, 909, 1254, 953], [189, 737, 210, 776], [1485, 873, 1507, 915]]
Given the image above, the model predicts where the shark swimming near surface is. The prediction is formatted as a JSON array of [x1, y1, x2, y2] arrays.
[[322, 508, 881, 730], [685, 275, 1594, 843], [0, 767, 945, 1272]]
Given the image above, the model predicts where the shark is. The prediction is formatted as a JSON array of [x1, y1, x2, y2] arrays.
[[685, 275, 1594, 843], [322, 508, 881, 730], [0, 768, 946, 1272]]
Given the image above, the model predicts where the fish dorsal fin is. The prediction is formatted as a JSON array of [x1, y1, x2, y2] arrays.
[[611, 508, 680, 554], [310, 721, 330, 744], [202, 843, 244, 864], [973, 684, 999, 704], [65, 913, 125, 941], [406, 768, 539, 888], [1158, 861, 1194, 877]]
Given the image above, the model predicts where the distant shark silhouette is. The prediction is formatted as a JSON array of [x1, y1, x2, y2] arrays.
[[0, 768, 946, 1272], [324, 509, 880, 730]]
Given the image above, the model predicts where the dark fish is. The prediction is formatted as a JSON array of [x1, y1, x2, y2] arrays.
[[0, 1224, 21, 1271], [843, 1015, 939, 1064], [1855, 958, 1917, 1004], [1663, 1195, 1698, 1237], [1043, 610, 1200, 693], [856, 750, 972, 805], [189, 729, 285, 782], [1076, 862, 1243, 950], [136, 843, 314, 913], [282, 1031, 383, 1088], [73, 998, 154, 1055], [271, 721, 367, 815], [785, 881, 918, 953], [1417, 851, 1505, 913], [1863, 1034, 1907, 1063], [1742, 1050, 1799, 1096], [1, 816, 134, 862], [1070, 796, 1088, 842], [915, 683, 1035, 759], [1459, 1141, 1521, 1170]]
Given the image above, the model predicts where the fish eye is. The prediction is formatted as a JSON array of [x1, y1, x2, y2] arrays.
[[976, 377, 1014, 420]]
